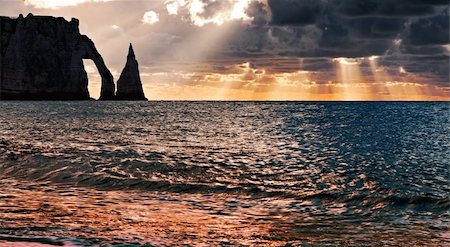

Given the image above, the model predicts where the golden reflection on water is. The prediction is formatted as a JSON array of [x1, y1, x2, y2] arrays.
[[0, 178, 445, 246], [0, 179, 284, 246]]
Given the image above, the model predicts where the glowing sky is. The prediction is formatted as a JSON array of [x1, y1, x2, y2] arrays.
[[2, 0, 449, 100]]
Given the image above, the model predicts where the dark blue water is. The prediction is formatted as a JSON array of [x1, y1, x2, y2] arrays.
[[0, 102, 448, 246]]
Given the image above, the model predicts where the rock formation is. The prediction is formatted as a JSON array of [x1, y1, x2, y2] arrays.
[[0, 14, 115, 100], [115, 44, 148, 101]]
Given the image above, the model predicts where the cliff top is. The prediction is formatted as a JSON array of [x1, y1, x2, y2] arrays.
[[1, 13, 79, 26]]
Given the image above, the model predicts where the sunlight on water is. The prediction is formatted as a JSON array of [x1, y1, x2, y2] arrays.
[[0, 102, 449, 246]]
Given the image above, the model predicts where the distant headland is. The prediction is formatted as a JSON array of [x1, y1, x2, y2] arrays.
[[0, 14, 147, 101]]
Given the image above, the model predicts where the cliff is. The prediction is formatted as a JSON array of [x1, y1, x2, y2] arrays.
[[0, 14, 115, 100], [116, 44, 147, 101]]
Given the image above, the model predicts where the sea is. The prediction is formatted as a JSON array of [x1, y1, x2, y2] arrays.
[[0, 101, 448, 246]]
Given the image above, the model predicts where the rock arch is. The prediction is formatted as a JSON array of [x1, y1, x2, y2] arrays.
[[0, 14, 115, 100], [80, 35, 115, 100]]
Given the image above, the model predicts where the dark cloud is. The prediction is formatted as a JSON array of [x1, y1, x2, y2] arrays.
[[301, 58, 333, 71], [338, 0, 438, 17], [246, 1, 269, 26], [268, 0, 447, 26], [395, 0, 449, 6], [317, 16, 350, 48], [268, 0, 323, 25], [347, 17, 406, 39], [403, 57, 449, 85], [270, 26, 304, 46], [265, 2, 448, 55], [256, 0, 448, 87], [402, 45, 448, 55], [406, 15, 449, 45]]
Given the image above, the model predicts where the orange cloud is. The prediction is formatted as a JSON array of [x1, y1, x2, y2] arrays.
[[131, 62, 450, 101]]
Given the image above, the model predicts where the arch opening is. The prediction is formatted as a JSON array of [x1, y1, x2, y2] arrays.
[[83, 59, 102, 100]]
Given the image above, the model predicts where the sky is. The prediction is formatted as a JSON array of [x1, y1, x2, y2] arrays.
[[1, 0, 449, 100]]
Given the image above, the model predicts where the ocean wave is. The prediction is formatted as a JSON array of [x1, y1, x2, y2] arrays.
[[1, 102, 449, 246], [1, 137, 448, 214]]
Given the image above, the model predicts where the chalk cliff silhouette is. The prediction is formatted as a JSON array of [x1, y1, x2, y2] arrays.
[[0, 14, 147, 100], [116, 44, 148, 101]]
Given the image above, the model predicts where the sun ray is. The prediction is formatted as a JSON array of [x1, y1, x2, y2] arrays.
[[367, 56, 393, 100], [333, 57, 364, 100]]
